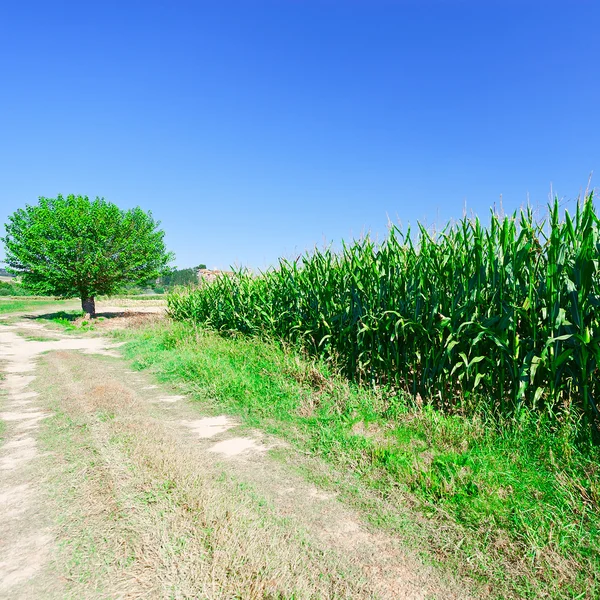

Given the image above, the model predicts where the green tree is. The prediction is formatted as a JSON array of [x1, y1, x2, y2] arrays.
[[161, 267, 199, 288], [2, 194, 173, 316]]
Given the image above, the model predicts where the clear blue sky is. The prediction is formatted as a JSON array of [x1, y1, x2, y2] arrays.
[[1, 1, 598, 270]]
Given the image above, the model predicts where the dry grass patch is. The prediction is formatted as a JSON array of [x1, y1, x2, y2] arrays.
[[36, 350, 377, 599], [92, 312, 165, 331]]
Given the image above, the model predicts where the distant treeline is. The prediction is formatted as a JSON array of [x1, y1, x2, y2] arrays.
[[160, 265, 206, 288], [1, 267, 24, 295], [125, 265, 207, 294], [0, 265, 207, 296], [0, 279, 29, 296]]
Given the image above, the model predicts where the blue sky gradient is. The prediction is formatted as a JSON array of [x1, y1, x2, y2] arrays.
[[1, 1, 598, 270]]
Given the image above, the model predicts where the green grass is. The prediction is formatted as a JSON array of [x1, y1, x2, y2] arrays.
[[0, 297, 72, 315], [114, 320, 600, 599], [22, 334, 63, 341]]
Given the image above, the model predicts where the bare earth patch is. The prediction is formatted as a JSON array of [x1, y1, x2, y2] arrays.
[[182, 415, 235, 438], [208, 436, 269, 457]]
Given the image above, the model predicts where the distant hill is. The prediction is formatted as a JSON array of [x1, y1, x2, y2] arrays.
[[0, 268, 14, 279]]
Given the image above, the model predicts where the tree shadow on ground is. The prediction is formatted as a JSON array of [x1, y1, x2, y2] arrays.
[[30, 311, 151, 322], [29, 311, 83, 322]]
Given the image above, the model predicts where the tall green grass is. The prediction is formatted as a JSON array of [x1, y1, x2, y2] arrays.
[[168, 195, 600, 435]]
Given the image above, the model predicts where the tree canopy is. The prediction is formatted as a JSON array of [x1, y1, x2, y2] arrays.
[[2, 194, 173, 315]]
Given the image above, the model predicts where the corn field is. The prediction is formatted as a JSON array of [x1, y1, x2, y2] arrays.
[[169, 196, 600, 429]]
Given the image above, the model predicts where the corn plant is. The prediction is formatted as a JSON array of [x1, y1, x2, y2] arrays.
[[168, 195, 600, 434]]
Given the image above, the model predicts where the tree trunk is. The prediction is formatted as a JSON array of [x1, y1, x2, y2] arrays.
[[82, 296, 96, 318]]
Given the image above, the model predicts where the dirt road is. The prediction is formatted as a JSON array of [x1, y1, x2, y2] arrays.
[[0, 311, 464, 599]]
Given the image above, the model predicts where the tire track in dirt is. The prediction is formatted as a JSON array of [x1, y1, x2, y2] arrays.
[[0, 324, 126, 599]]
